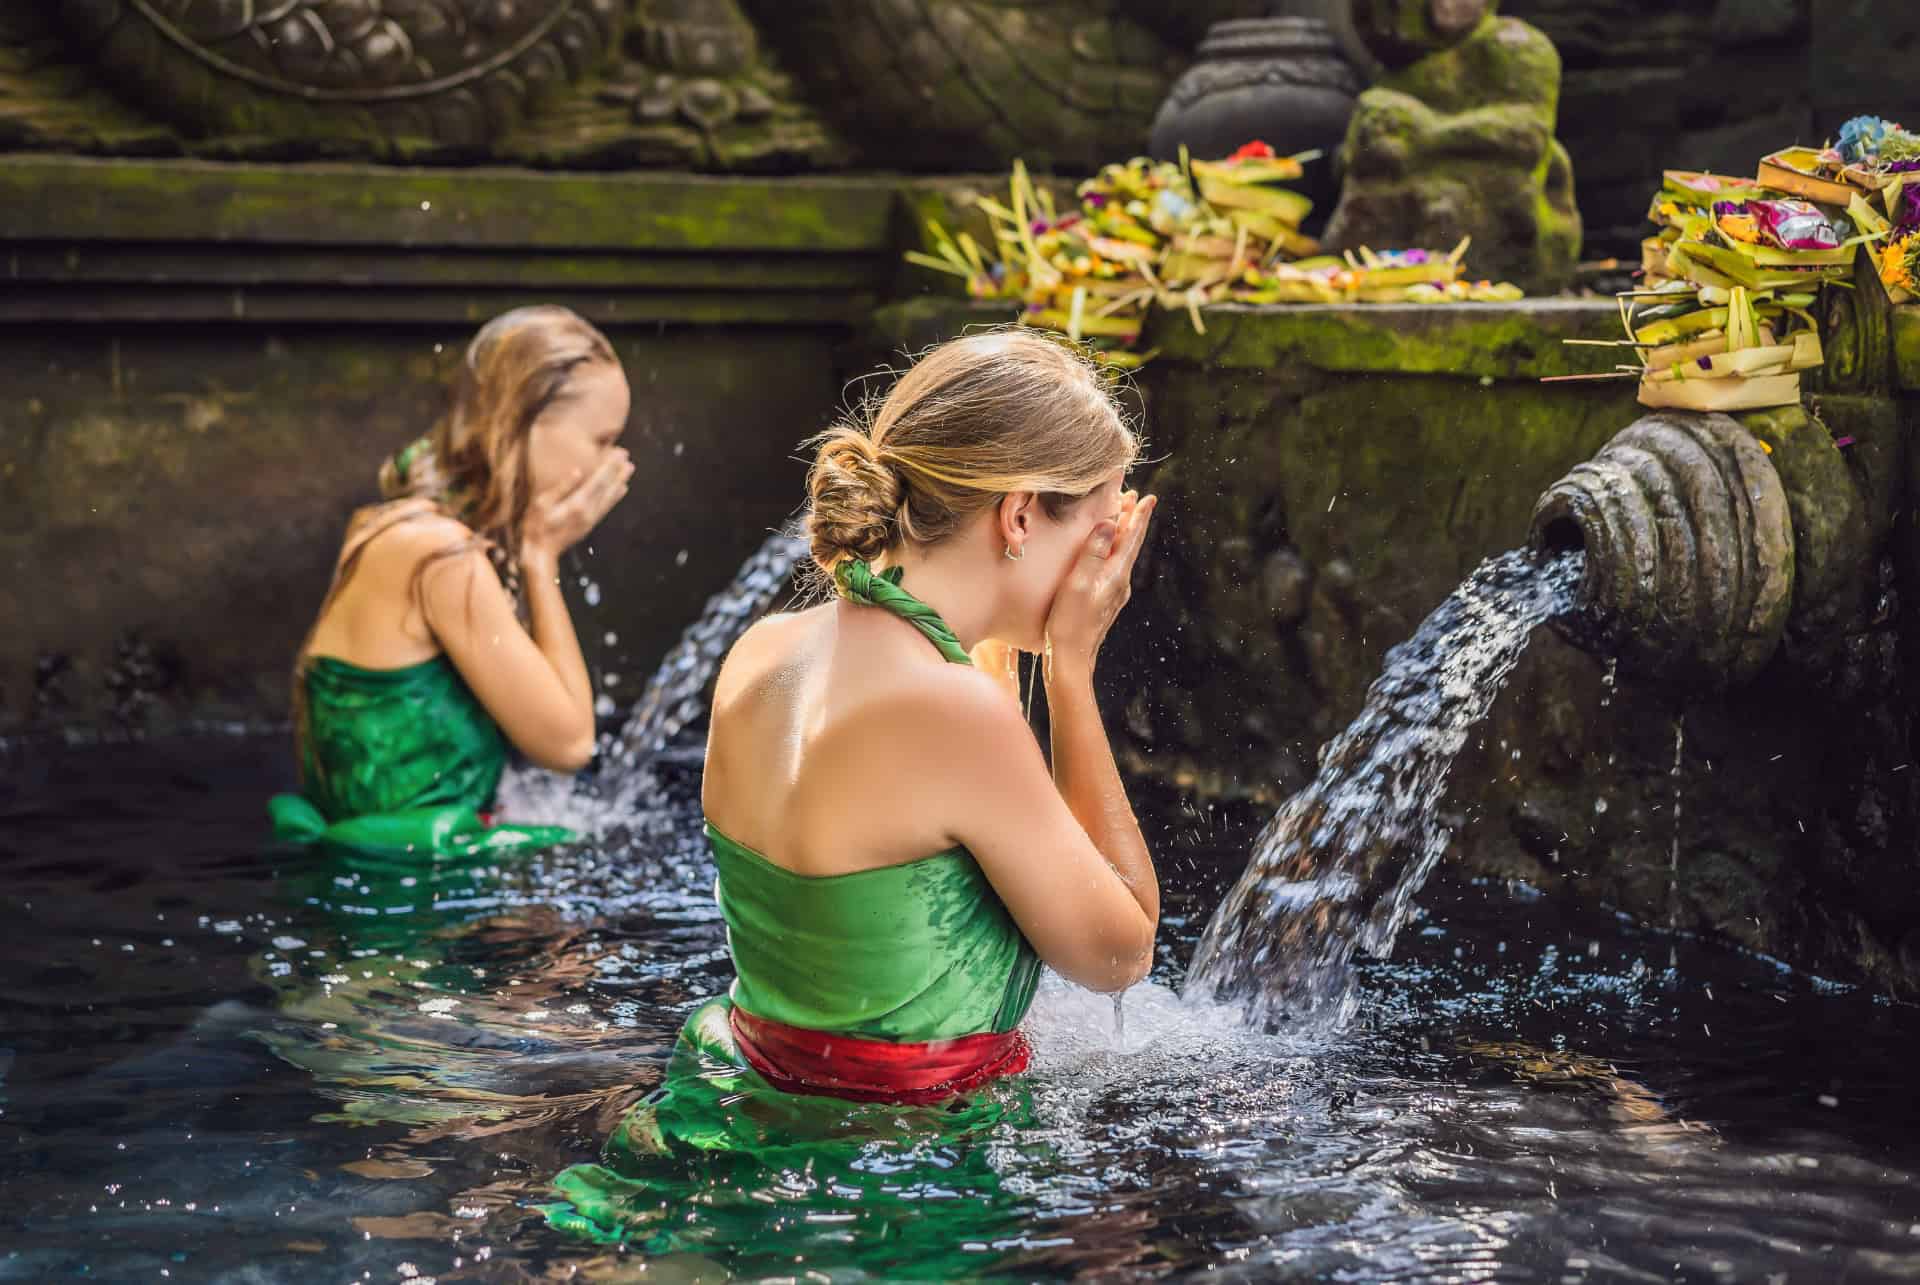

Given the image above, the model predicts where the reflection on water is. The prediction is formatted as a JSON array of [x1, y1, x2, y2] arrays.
[[4, 737, 1920, 1282]]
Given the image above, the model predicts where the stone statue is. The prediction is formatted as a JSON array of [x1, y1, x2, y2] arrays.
[[1322, 0, 1581, 292]]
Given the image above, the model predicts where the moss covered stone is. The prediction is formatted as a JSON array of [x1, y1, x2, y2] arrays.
[[1149, 299, 1622, 380], [1892, 305, 1920, 391], [1324, 15, 1582, 293], [1115, 329, 1920, 993], [0, 156, 902, 253]]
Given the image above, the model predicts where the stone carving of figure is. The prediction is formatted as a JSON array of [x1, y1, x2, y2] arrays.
[[1322, 0, 1581, 292]]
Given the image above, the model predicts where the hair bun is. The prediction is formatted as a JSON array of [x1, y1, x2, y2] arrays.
[[804, 425, 901, 572]]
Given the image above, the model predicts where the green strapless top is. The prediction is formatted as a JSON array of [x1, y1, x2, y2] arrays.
[[299, 654, 505, 820], [705, 556, 1040, 1043], [710, 823, 1041, 1043], [269, 653, 573, 857]]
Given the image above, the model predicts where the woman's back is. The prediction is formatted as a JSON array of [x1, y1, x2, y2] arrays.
[[702, 586, 1042, 1043], [703, 600, 992, 878]]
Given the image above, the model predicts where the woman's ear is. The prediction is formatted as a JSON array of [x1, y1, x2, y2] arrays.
[[998, 491, 1037, 557]]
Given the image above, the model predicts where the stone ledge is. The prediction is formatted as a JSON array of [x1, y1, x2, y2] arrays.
[[1, 156, 905, 253], [1149, 299, 1629, 381], [0, 160, 1034, 326], [0, 284, 877, 327]]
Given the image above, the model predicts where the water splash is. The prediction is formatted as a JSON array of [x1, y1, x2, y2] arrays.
[[498, 531, 803, 834], [1668, 713, 1686, 969], [1185, 550, 1583, 1030], [611, 529, 806, 766]]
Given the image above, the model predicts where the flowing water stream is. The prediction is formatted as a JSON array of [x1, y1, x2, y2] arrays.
[[609, 530, 806, 769], [1187, 550, 1585, 1029]]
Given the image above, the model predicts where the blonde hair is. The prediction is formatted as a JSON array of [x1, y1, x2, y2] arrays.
[[292, 306, 619, 778], [804, 328, 1138, 582], [377, 305, 618, 575]]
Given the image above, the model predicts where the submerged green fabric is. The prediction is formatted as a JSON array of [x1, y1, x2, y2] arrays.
[[269, 654, 573, 857], [712, 822, 1040, 1041], [541, 997, 1039, 1273]]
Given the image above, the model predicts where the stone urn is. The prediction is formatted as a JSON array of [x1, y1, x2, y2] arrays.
[[1148, 17, 1362, 221]]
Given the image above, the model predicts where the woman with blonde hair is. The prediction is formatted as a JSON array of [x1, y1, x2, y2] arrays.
[[270, 305, 634, 855], [548, 327, 1160, 1246]]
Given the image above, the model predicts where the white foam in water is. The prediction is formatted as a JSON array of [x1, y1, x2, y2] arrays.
[[1186, 550, 1583, 1031], [1026, 974, 1333, 1066]]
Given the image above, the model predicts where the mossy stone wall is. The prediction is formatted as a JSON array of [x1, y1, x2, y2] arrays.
[[1107, 299, 1920, 996], [0, 158, 1023, 734], [0, 325, 836, 734]]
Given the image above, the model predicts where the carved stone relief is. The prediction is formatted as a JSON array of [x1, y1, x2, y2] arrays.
[[58, 0, 625, 146]]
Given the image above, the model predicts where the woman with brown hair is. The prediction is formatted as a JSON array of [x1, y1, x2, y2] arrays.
[[269, 305, 634, 855], [547, 326, 1161, 1247]]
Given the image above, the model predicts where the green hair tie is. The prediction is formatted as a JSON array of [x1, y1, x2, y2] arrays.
[[392, 436, 426, 486], [833, 558, 973, 666]]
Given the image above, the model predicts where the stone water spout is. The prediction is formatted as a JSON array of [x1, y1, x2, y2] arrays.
[[1527, 407, 1871, 688]]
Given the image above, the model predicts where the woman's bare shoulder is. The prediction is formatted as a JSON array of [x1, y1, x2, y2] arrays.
[[899, 661, 1029, 734], [711, 606, 824, 703], [342, 501, 473, 567]]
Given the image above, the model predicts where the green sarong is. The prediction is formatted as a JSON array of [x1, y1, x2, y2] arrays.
[[269, 654, 574, 858]]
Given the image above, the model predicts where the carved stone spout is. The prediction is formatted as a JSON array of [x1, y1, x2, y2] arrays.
[[1528, 410, 1794, 687]]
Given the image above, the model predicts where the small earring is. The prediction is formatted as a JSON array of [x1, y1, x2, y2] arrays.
[[1004, 543, 1024, 561]]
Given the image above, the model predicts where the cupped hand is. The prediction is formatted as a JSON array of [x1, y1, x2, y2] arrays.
[[522, 447, 634, 562], [1044, 491, 1157, 679]]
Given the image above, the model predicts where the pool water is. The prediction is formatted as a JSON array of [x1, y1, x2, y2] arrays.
[[4, 736, 1920, 1282]]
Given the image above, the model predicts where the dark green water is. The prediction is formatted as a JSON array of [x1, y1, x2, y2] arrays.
[[3, 736, 1919, 1282]]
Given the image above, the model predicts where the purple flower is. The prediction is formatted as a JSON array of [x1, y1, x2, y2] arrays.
[[1405, 249, 1429, 264], [1030, 219, 1050, 235], [1897, 186, 1920, 236], [1084, 192, 1108, 208]]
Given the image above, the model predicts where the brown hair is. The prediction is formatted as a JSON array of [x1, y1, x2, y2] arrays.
[[292, 305, 619, 777], [804, 327, 1138, 582]]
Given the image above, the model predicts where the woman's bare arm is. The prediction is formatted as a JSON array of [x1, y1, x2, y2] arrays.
[[1044, 657, 1157, 925], [420, 538, 599, 772], [935, 495, 1161, 991], [938, 674, 1157, 992]]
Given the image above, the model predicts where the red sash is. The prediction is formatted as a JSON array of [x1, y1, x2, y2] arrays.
[[728, 1006, 1030, 1106]]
